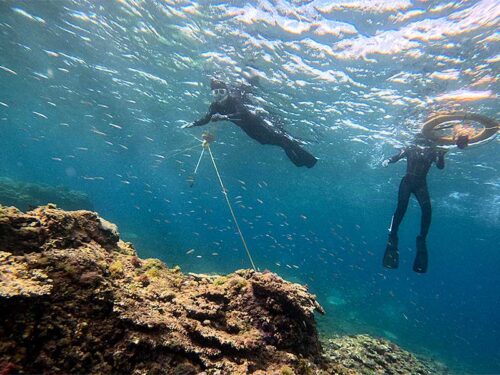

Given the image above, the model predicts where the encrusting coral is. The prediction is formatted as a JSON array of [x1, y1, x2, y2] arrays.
[[0, 205, 448, 375]]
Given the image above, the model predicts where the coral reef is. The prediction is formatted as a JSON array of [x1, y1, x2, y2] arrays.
[[323, 334, 450, 375], [0, 205, 449, 374], [0, 205, 325, 374], [0, 177, 92, 211]]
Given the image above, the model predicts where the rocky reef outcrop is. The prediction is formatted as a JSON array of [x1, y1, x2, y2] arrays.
[[0, 205, 449, 374], [323, 334, 450, 375], [0, 204, 327, 374], [0, 177, 92, 212]]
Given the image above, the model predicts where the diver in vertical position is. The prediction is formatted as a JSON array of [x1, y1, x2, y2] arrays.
[[382, 137, 446, 273], [182, 79, 317, 168]]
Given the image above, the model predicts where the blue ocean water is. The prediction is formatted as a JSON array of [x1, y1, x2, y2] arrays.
[[0, 0, 499, 372]]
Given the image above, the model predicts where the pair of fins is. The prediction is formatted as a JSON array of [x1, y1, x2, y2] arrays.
[[383, 235, 428, 273]]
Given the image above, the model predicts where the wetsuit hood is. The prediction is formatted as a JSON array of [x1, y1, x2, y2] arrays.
[[211, 79, 229, 103], [211, 79, 228, 90], [414, 133, 435, 148]]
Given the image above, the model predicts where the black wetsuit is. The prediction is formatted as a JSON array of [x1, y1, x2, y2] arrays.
[[192, 95, 317, 168], [388, 146, 445, 239]]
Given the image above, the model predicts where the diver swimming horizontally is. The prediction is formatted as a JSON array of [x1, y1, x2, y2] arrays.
[[182, 79, 318, 168], [382, 136, 446, 273]]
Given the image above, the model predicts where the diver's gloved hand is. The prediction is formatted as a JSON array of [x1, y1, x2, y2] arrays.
[[382, 159, 390, 168], [181, 122, 195, 129], [211, 113, 229, 122]]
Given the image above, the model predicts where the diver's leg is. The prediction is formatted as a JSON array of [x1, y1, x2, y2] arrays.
[[249, 127, 317, 168], [413, 183, 431, 273], [383, 177, 411, 269], [389, 177, 411, 236], [415, 183, 432, 238]]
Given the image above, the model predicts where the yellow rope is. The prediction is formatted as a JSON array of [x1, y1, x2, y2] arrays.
[[206, 144, 257, 271]]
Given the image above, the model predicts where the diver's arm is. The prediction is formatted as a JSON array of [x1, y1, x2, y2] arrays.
[[226, 112, 244, 121], [211, 113, 240, 122], [436, 150, 445, 169], [186, 104, 216, 128], [389, 149, 407, 163], [383, 149, 407, 167], [192, 112, 213, 127]]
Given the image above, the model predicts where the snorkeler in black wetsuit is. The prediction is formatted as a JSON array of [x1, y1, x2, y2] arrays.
[[182, 79, 317, 168], [382, 140, 446, 273]]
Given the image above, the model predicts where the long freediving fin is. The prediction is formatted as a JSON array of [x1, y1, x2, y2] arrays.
[[383, 234, 399, 269]]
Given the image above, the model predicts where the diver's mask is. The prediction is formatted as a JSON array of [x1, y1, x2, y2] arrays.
[[212, 88, 228, 102]]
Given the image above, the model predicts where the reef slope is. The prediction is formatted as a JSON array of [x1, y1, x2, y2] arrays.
[[0, 177, 93, 211], [0, 205, 447, 374]]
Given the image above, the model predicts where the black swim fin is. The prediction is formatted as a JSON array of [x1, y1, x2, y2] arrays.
[[383, 234, 399, 269], [284, 145, 317, 168], [413, 235, 428, 273]]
